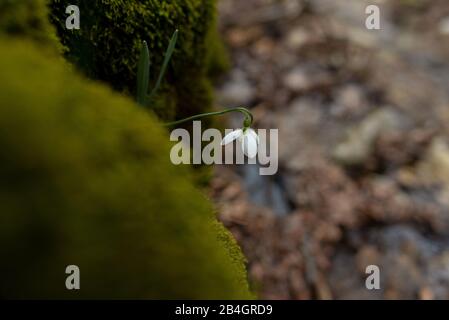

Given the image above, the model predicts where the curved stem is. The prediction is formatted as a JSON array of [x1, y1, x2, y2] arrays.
[[164, 107, 253, 127]]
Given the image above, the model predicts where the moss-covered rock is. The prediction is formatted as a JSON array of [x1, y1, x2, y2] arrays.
[[0, 39, 251, 299], [0, 0, 59, 49], [49, 0, 227, 121]]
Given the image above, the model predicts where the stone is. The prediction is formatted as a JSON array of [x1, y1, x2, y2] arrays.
[[333, 109, 403, 166]]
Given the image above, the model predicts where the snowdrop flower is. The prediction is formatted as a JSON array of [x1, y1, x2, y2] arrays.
[[165, 106, 257, 157], [221, 127, 259, 158]]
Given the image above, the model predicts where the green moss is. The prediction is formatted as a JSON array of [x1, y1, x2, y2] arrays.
[[0, 0, 59, 49], [49, 0, 227, 121], [0, 39, 251, 299], [206, 27, 231, 78]]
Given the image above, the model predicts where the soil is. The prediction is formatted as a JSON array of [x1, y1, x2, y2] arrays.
[[211, 0, 449, 299]]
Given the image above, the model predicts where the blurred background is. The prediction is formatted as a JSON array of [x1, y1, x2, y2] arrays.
[[211, 0, 449, 299]]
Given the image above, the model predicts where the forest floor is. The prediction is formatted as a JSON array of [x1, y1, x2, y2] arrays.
[[211, 0, 449, 299]]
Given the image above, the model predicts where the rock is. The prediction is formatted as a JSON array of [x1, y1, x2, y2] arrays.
[[426, 251, 449, 299], [356, 246, 381, 274], [330, 225, 449, 299], [226, 26, 263, 47], [218, 69, 255, 106], [418, 137, 449, 184], [283, 65, 331, 92], [439, 17, 449, 35], [277, 98, 326, 171], [252, 37, 277, 60], [330, 84, 368, 118], [332, 109, 403, 166], [417, 137, 449, 206], [285, 27, 310, 50]]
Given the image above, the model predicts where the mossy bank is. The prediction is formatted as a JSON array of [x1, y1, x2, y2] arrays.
[[0, 38, 250, 299], [49, 0, 229, 120], [0, 0, 60, 49]]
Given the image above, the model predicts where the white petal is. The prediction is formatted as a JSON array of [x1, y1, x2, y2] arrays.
[[242, 131, 258, 158], [247, 128, 259, 145], [221, 129, 243, 146]]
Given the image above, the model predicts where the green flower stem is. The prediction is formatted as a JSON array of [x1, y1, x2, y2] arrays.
[[164, 107, 254, 128]]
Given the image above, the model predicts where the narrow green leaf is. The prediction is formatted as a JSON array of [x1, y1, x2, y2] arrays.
[[148, 29, 179, 102], [136, 40, 150, 106]]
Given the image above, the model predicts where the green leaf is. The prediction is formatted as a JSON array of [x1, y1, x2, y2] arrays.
[[147, 29, 179, 102], [136, 40, 150, 107]]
